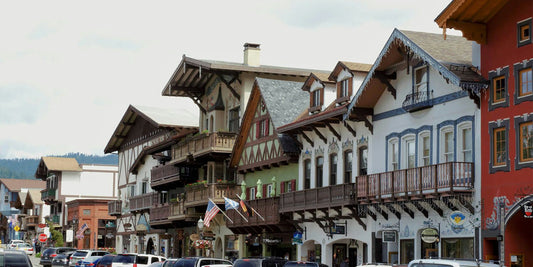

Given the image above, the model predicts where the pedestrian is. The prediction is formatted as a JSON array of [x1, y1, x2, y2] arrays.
[[340, 258, 349, 267], [124, 247, 128, 253]]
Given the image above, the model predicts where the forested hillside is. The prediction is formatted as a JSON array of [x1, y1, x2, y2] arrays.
[[0, 152, 118, 179]]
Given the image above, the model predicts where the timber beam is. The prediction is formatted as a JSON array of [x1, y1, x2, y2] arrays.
[[400, 203, 414, 219], [326, 123, 341, 140], [429, 199, 444, 217], [385, 204, 401, 220], [413, 201, 428, 218], [343, 121, 357, 137], [375, 71, 396, 99], [215, 73, 240, 101], [299, 130, 314, 147], [373, 205, 388, 220], [312, 127, 327, 143], [458, 196, 475, 215]]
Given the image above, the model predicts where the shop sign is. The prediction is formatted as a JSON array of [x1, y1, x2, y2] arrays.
[[263, 238, 282, 245], [382, 231, 396, 243], [190, 234, 200, 241], [136, 223, 148, 232], [449, 211, 466, 226], [330, 224, 345, 235], [201, 232, 215, 241], [524, 203, 533, 218], [421, 228, 439, 243], [292, 231, 302, 245]]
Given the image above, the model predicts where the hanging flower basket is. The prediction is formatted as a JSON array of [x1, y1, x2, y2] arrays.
[[193, 239, 212, 249]]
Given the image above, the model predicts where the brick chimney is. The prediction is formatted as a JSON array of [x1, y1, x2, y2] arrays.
[[243, 43, 260, 66]]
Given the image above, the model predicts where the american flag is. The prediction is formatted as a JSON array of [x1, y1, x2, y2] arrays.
[[204, 199, 220, 228], [76, 223, 88, 239]]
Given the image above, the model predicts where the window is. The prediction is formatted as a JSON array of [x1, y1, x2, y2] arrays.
[[419, 133, 431, 166], [358, 147, 367, 176], [83, 209, 91, 215], [337, 78, 352, 102], [442, 129, 454, 162], [344, 150, 353, 183], [517, 18, 532, 47], [493, 76, 506, 103], [341, 79, 349, 97], [141, 180, 148, 194], [414, 65, 428, 93], [229, 108, 240, 133], [514, 59, 533, 104], [494, 128, 506, 166], [389, 139, 399, 171], [283, 181, 292, 193], [266, 184, 273, 197], [4, 195, 8, 203], [329, 154, 337, 186], [310, 88, 323, 112], [489, 67, 509, 110], [128, 185, 135, 197], [312, 90, 321, 107], [316, 157, 324, 187], [256, 119, 269, 139], [515, 115, 533, 170], [404, 137, 416, 169], [304, 159, 311, 189], [250, 187, 256, 200], [458, 124, 473, 162], [489, 120, 510, 173]]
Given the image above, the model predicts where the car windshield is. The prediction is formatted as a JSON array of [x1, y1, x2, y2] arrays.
[[284, 262, 317, 267], [175, 258, 197, 267], [43, 248, 56, 255], [113, 254, 135, 263], [100, 255, 115, 264], [73, 251, 89, 257], [234, 259, 261, 267], [410, 264, 453, 267], [5, 253, 30, 267]]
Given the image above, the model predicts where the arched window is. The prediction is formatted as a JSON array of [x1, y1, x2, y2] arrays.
[[329, 154, 337, 186], [344, 150, 353, 183], [316, 157, 324, 187], [304, 159, 311, 189]]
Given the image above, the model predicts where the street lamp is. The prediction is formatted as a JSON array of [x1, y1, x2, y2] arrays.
[[197, 218, 204, 257]]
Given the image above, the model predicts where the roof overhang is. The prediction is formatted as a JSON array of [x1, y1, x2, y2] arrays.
[[435, 0, 510, 44]]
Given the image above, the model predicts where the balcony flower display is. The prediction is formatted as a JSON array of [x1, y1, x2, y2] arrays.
[[185, 180, 207, 188]]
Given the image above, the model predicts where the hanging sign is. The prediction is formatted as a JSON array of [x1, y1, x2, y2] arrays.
[[449, 211, 466, 226], [421, 228, 439, 243], [382, 231, 396, 243], [524, 203, 533, 218]]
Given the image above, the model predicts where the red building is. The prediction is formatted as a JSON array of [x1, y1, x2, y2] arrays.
[[437, 0, 533, 265]]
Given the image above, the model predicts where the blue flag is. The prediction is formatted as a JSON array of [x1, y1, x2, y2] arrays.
[[224, 197, 240, 210]]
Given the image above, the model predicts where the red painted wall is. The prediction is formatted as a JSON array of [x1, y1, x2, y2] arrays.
[[480, 0, 533, 264]]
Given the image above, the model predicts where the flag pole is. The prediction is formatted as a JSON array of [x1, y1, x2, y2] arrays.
[[209, 198, 233, 223], [225, 197, 249, 222], [236, 194, 266, 221]]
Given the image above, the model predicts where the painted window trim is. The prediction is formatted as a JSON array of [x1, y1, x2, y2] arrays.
[[517, 18, 532, 47], [309, 88, 324, 112], [457, 121, 474, 163], [436, 116, 475, 164], [418, 130, 432, 167], [386, 136, 399, 172], [514, 113, 533, 170], [386, 125, 434, 171], [343, 150, 353, 183], [488, 67, 510, 111], [315, 156, 324, 188], [336, 77, 353, 103], [329, 153, 338, 186], [303, 159, 311, 189], [401, 134, 416, 169], [489, 119, 511, 173], [412, 64, 430, 95], [514, 59, 533, 104]]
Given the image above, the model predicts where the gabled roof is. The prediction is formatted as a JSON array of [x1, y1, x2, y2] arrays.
[[230, 78, 307, 168], [41, 157, 82, 172], [0, 178, 46, 192], [329, 61, 373, 81], [162, 55, 328, 98], [27, 189, 43, 205], [104, 105, 198, 153], [302, 72, 335, 92], [435, 0, 510, 44], [344, 29, 488, 119]]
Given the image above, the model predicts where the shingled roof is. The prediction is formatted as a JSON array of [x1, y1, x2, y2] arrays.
[[0, 178, 46, 192], [41, 157, 82, 172]]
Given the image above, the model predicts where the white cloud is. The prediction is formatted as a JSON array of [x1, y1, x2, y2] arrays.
[[0, 0, 462, 159]]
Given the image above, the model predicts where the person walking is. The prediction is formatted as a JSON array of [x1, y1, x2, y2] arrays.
[[340, 258, 349, 267]]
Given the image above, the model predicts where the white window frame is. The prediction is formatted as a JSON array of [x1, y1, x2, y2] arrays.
[[388, 138, 399, 171], [414, 65, 428, 93], [457, 122, 473, 162], [418, 131, 431, 166], [402, 135, 416, 169], [440, 126, 455, 163], [267, 184, 273, 197], [250, 187, 256, 200], [341, 79, 349, 98], [312, 90, 321, 107]]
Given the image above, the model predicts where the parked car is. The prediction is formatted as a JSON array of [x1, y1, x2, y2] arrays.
[[0, 249, 33, 267], [41, 247, 79, 267], [408, 259, 499, 267], [234, 257, 287, 267], [171, 257, 233, 267], [283, 261, 328, 267], [7, 239, 24, 249], [112, 253, 166, 267], [14, 242, 34, 255], [70, 250, 109, 267], [148, 262, 164, 267], [52, 251, 77, 267], [96, 254, 117, 267], [76, 256, 104, 267], [162, 259, 180, 267]]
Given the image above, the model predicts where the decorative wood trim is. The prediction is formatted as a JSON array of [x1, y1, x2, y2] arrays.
[[373, 204, 388, 220], [343, 121, 357, 138], [375, 71, 396, 99], [413, 201, 428, 218], [299, 130, 314, 147], [446, 20, 487, 44], [386, 204, 401, 220], [326, 123, 341, 140], [214, 73, 240, 100], [400, 203, 414, 219], [312, 127, 327, 143]]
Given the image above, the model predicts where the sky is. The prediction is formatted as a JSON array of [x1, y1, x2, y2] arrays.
[[0, 0, 461, 159]]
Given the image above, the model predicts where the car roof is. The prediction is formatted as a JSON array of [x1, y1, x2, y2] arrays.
[[408, 259, 499, 267]]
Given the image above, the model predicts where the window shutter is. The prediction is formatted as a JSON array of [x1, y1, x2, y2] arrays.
[[255, 121, 260, 139], [337, 82, 341, 98], [280, 181, 285, 193], [349, 78, 353, 96], [320, 88, 324, 105], [263, 184, 267, 197], [246, 188, 250, 200], [291, 179, 296, 191], [265, 119, 270, 136]]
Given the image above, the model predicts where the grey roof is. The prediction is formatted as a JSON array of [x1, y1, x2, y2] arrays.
[[255, 78, 307, 129], [133, 105, 198, 127]]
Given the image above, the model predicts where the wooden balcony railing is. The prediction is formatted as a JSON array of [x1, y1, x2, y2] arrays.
[[130, 193, 156, 212], [185, 183, 238, 207], [280, 184, 356, 213], [227, 197, 281, 227], [108, 200, 122, 216], [41, 188, 56, 201], [151, 164, 181, 188], [150, 204, 170, 222], [171, 132, 236, 164], [23, 215, 39, 229], [356, 162, 473, 200]]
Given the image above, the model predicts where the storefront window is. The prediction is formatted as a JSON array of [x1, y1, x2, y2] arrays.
[[441, 238, 474, 259], [400, 239, 414, 264], [225, 235, 239, 261]]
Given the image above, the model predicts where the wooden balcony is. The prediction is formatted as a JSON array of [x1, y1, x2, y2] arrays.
[[280, 184, 356, 213], [151, 164, 181, 189], [23, 215, 39, 229], [108, 200, 122, 216], [130, 192, 156, 212], [41, 188, 57, 204], [171, 132, 236, 164], [185, 183, 238, 207], [356, 162, 473, 202], [150, 204, 170, 222], [227, 197, 294, 234]]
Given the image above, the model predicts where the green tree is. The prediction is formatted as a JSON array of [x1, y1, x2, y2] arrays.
[[46, 220, 64, 247]]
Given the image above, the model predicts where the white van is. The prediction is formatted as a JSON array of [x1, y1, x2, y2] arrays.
[[408, 259, 499, 267], [112, 253, 166, 267]]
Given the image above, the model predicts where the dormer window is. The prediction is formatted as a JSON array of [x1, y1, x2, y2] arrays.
[[309, 88, 323, 113], [336, 78, 352, 103]]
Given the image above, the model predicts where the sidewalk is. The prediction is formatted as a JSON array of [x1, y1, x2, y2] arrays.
[[29, 254, 41, 266]]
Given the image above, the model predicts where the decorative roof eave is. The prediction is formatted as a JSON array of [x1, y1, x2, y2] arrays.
[[208, 86, 225, 112], [344, 28, 475, 121], [278, 105, 347, 133]]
